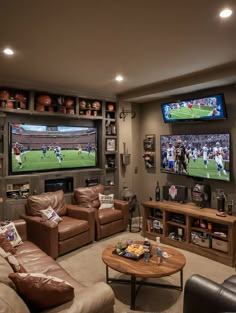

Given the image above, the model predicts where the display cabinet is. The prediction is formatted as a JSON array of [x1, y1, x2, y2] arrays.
[[34, 92, 77, 115], [142, 200, 236, 267], [78, 98, 102, 117], [0, 87, 119, 220], [0, 88, 29, 110]]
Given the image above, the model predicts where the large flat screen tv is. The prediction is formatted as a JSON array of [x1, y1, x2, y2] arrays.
[[161, 94, 227, 123], [9, 123, 98, 175], [160, 133, 230, 182]]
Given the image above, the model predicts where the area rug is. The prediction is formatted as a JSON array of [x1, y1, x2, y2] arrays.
[[57, 231, 235, 313]]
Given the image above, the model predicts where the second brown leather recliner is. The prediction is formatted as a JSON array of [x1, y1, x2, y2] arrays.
[[21, 189, 95, 259], [72, 184, 129, 240]]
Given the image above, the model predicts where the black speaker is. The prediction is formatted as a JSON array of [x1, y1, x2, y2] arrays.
[[163, 185, 188, 203]]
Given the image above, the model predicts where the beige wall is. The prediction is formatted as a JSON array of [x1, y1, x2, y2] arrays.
[[119, 84, 236, 211]]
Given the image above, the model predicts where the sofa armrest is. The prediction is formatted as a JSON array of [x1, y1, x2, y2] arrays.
[[73, 282, 114, 313], [66, 204, 95, 242], [13, 219, 27, 241], [114, 199, 129, 229], [20, 214, 59, 259], [183, 274, 236, 313]]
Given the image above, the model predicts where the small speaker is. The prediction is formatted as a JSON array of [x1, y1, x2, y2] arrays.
[[163, 185, 188, 203]]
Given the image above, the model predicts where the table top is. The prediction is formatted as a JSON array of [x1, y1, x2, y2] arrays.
[[102, 242, 186, 278]]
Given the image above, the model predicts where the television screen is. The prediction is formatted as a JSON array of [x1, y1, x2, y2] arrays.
[[9, 123, 97, 175], [161, 94, 226, 123], [160, 133, 230, 182]]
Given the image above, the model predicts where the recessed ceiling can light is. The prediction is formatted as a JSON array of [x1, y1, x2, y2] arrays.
[[115, 75, 123, 82], [3, 48, 14, 55], [219, 8, 233, 18]]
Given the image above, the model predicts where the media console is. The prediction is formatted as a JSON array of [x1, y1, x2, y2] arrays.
[[142, 200, 236, 267]]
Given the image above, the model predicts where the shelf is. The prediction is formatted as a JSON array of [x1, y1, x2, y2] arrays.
[[6, 189, 29, 193], [148, 216, 163, 221], [166, 221, 186, 228], [105, 167, 117, 171], [0, 98, 27, 103], [105, 118, 116, 122], [5, 198, 28, 203], [0, 108, 29, 114], [142, 201, 236, 267], [189, 243, 228, 255]]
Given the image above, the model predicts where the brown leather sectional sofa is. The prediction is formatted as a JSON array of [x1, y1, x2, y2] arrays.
[[0, 219, 115, 313]]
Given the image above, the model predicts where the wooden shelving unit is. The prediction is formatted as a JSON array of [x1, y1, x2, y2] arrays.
[[142, 200, 236, 267], [0, 87, 119, 220]]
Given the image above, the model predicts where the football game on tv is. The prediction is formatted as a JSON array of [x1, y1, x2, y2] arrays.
[[160, 133, 230, 182], [161, 94, 226, 123], [9, 123, 97, 175]]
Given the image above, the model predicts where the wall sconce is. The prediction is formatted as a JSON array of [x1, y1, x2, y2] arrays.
[[119, 106, 136, 121], [121, 142, 131, 166]]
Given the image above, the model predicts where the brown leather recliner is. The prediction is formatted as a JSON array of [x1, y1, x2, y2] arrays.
[[21, 190, 95, 259], [72, 184, 129, 240]]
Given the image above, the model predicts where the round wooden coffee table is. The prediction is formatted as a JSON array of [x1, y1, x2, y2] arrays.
[[102, 242, 186, 310]]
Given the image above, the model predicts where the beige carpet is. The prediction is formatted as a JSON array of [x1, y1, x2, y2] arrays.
[[57, 230, 235, 313]]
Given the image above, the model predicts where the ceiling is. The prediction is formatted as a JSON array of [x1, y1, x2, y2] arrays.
[[0, 0, 236, 103]]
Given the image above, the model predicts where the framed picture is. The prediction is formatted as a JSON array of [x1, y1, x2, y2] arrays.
[[106, 138, 116, 152], [143, 134, 155, 168], [143, 134, 155, 152]]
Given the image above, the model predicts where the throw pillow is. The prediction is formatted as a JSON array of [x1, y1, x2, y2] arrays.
[[40, 206, 62, 224], [9, 273, 75, 310], [0, 222, 22, 247], [98, 193, 114, 210], [0, 234, 16, 253], [0, 247, 26, 273]]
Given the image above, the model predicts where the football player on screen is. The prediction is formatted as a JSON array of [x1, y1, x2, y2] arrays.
[[213, 142, 227, 176]]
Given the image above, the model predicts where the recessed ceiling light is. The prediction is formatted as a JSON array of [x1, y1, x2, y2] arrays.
[[115, 75, 124, 82], [219, 8, 233, 18], [3, 48, 14, 55]]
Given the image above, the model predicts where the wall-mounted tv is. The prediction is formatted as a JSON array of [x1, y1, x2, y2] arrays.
[[9, 123, 98, 175], [160, 133, 230, 182], [161, 94, 227, 123]]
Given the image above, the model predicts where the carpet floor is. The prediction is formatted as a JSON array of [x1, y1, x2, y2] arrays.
[[57, 230, 235, 313]]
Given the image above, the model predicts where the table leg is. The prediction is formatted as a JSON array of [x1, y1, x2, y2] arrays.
[[106, 265, 109, 284], [180, 268, 183, 291], [131, 275, 136, 310]]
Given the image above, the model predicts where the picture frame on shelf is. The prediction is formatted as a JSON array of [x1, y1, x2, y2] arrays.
[[106, 138, 116, 152]]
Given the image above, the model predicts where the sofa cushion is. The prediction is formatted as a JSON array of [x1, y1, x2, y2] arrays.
[[99, 193, 114, 210], [98, 208, 123, 225], [9, 272, 75, 310], [0, 234, 17, 253], [0, 282, 30, 313], [0, 248, 26, 273], [0, 222, 22, 247], [0, 255, 16, 289], [58, 216, 89, 241], [73, 184, 104, 209], [26, 190, 67, 217], [41, 206, 63, 224]]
